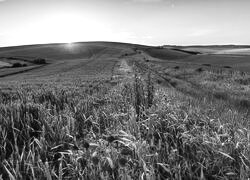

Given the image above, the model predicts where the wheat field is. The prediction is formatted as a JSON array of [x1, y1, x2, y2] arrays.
[[0, 42, 250, 179]]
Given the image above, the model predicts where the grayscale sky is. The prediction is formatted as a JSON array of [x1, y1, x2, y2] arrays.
[[0, 0, 250, 47]]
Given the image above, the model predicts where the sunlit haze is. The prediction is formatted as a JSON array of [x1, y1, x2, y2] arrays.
[[0, 0, 250, 47]]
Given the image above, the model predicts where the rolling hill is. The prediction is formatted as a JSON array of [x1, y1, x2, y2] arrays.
[[0, 42, 250, 82], [0, 42, 193, 81]]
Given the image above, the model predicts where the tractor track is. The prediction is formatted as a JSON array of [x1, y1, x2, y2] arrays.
[[133, 60, 250, 112], [134, 61, 222, 99]]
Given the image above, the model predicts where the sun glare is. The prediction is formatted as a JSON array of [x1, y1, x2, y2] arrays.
[[65, 42, 76, 51], [43, 12, 93, 43], [10, 11, 111, 45]]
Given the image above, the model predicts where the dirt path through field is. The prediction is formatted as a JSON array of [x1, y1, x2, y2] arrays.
[[119, 59, 132, 74], [112, 59, 134, 80]]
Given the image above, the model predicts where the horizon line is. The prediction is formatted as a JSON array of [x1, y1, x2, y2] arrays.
[[1, 41, 250, 49]]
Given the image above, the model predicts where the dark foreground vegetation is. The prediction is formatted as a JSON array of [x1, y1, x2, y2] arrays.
[[0, 72, 249, 180]]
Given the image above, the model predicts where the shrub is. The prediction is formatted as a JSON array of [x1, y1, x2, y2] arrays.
[[238, 99, 250, 109], [34, 58, 46, 64], [196, 67, 203, 72], [174, 66, 180, 70], [12, 62, 23, 68], [202, 64, 211, 67], [235, 78, 250, 85], [213, 91, 229, 100]]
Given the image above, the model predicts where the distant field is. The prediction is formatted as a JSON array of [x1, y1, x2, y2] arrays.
[[143, 47, 191, 60], [154, 46, 250, 72], [176, 54, 250, 72], [173, 45, 250, 55], [214, 48, 250, 55]]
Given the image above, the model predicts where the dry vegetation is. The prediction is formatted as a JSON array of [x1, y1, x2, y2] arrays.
[[0, 43, 250, 179], [0, 74, 250, 179]]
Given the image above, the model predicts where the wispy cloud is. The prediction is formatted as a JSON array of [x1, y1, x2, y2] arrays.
[[129, 0, 175, 6], [132, 0, 163, 2], [188, 28, 218, 37]]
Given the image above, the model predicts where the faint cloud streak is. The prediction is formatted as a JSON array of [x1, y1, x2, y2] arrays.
[[188, 28, 218, 37], [132, 0, 163, 2]]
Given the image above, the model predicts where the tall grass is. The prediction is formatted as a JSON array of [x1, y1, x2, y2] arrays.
[[0, 74, 249, 179]]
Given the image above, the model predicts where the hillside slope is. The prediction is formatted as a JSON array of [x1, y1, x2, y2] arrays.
[[143, 47, 192, 60], [0, 42, 192, 81]]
